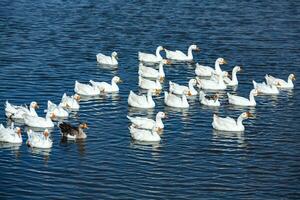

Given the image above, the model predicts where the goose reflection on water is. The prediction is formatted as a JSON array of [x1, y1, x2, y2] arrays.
[[212, 129, 247, 149], [0, 142, 22, 158], [60, 137, 86, 157]]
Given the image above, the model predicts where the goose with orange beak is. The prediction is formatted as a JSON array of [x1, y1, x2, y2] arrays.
[[26, 129, 53, 149], [138, 61, 166, 81], [164, 90, 191, 108], [128, 89, 157, 109], [89, 76, 122, 93], [165, 44, 200, 62], [23, 112, 55, 128], [96, 51, 118, 66], [5, 101, 39, 120], [212, 112, 254, 132], [59, 93, 80, 110], [0, 123, 22, 144], [169, 78, 198, 96], [265, 73, 296, 89], [127, 111, 167, 130], [59, 122, 88, 140]]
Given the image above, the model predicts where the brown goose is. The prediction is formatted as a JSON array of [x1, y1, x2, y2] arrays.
[[59, 122, 88, 139]]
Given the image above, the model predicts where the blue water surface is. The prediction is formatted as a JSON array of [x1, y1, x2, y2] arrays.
[[0, 0, 300, 199]]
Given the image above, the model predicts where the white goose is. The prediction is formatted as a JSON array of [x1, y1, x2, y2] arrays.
[[74, 81, 102, 96], [224, 66, 241, 86], [129, 125, 161, 142], [5, 101, 38, 119], [24, 112, 55, 128], [253, 80, 279, 95], [164, 91, 190, 108], [59, 93, 80, 110], [0, 123, 22, 144], [227, 89, 258, 106], [89, 76, 122, 93], [265, 73, 296, 89], [138, 62, 165, 81], [127, 111, 166, 130], [195, 58, 227, 77], [138, 46, 165, 64], [196, 74, 227, 90], [165, 44, 200, 62], [212, 112, 254, 132], [27, 129, 52, 149], [169, 79, 198, 95], [199, 91, 220, 106], [138, 76, 162, 91], [45, 100, 69, 118], [96, 51, 118, 66], [128, 90, 156, 108]]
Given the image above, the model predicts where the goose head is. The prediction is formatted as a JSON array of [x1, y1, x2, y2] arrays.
[[79, 123, 88, 129], [43, 129, 49, 138], [157, 111, 167, 119], [111, 51, 118, 60], [241, 112, 254, 119], [74, 94, 81, 101], [189, 78, 197, 86], [289, 73, 296, 81], [156, 46, 164, 52], [233, 66, 242, 73], [162, 59, 172, 65], [30, 102, 39, 109], [190, 44, 200, 51], [217, 58, 227, 65], [112, 76, 122, 83]]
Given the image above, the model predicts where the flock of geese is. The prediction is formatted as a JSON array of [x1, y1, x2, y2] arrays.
[[0, 44, 296, 148]]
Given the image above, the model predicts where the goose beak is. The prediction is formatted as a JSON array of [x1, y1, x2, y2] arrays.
[[17, 128, 21, 135], [75, 95, 81, 101], [164, 114, 168, 119], [35, 104, 39, 109], [292, 75, 296, 81], [222, 59, 227, 65], [195, 47, 200, 51], [159, 76, 165, 82], [118, 79, 123, 83], [164, 59, 172, 65], [51, 113, 56, 119], [239, 67, 243, 72], [246, 112, 254, 118], [187, 91, 192, 96], [155, 89, 161, 95]]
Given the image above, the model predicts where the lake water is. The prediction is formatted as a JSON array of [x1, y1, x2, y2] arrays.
[[1, 1, 300, 199]]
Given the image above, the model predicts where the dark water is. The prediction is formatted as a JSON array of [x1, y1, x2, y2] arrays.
[[1, 0, 300, 199]]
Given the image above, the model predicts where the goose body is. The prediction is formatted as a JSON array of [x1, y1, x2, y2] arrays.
[[27, 129, 52, 149], [46, 100, 69, 118], [165, 44, 200, 62], [129, 125, 161, 142], [5, 101, 38, 119], [195, 58, 227, 77], [59, 93, 80, 110], [74, 81, 102, 96], [127, 111, 166, 130], [138, 62, 165, 80], [253, 80, 279, 95], [138, 46, 164, 64], [227, 89, 258, 106], [59, 122, 88, 139], [224, 66, 241, 86], [0, 123, 22, 143], [199, 91, 220, 106], [169, 79, 198, 95], [96, 51, 118, 66], [24, 112, 55, 128], [90, 76, 122, 93], [128, 90, 155, 108], [164, 91, 190, 108], [212, 112, 253, 132], [196, 75, 227, 90], [138, 76, 162, 90], [265, 74, 295, 89]]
